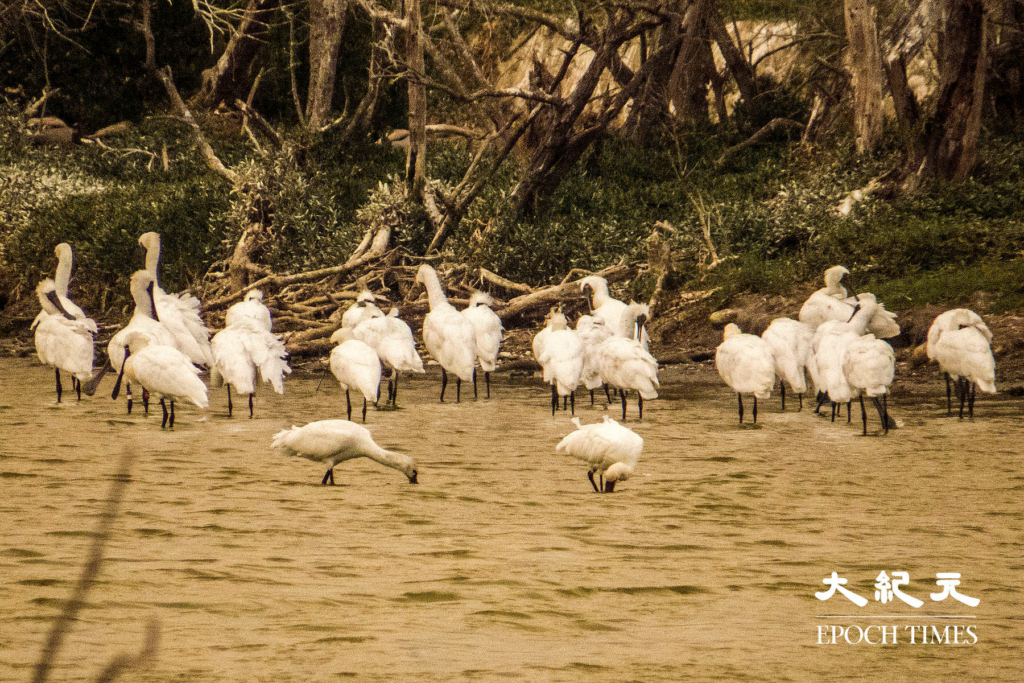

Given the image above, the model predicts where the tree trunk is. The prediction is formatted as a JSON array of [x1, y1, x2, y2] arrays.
[[909, 0, 989, 181], [668, 0, 714, 123], [195, 0, 277, 109], [405, 0, 427, 203], [710, 5, 758, 105], [306, 0, 348, 130], [624, 18, 681, 142], [844, 0, 885, 154]]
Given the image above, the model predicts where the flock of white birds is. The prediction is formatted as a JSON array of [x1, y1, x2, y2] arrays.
[[29, 237, 998, 494]]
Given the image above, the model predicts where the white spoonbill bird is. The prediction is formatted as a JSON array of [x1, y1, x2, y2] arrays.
[[210, 319, 290, 418], [272, 420, 418, 485], [108, 271, 178, 414], [928, 309, 996, 419], [597, 303, 659, 420], [138, 232, 213, 366], [580, 275, 651, 347], [716, 323, 774, 424], [536, 310, 584, 415], [32, 243, 93, 328], [810, 294, 879, 422], [352, 307, 424, 406], [557, 415, 643, 493], [799, 266, 899, 338], [761, 317, 813, 410], [532, 307, 559, 361], [342, 290, 385, 329], [112, 330, 208, 429], [577, 314, 614, 404], [33, 279, 94, 402], [843, 334, 896, 435], [225, 289, 272, 331], [462, 292, 503, 398], [329, 328, 381, 422], [416, 264, 476, 402]]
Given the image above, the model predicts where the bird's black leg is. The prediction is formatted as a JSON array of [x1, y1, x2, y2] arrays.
[[160, 398, 168, 429], [587, 471, 599, 493], [551, 384, 557, 416], [473, 368, 478, 399], [738, 393, 744, 424], [362, 398, 367, 423], [440, 368, 448, 403], [968, 382, 976, 419], [126, 382, 133, 415], [831, 402, 837, 422], [883, 394, 889, 435], [143, 388, 149, 415], [621, 390, 627, 421], [570, 390, 575, 416], [563, 395, 568, 410], [75, 377, 81, 401], [860, 395, 868, 436], [958, 378, 966, 419], [321, 469, 332, 485], [780, 383, 786, 411], [798, 392, 804, 412], [169, 400, 175, 428], [605, 480, 616, 493], [945, 373, 952, 416], [599, 472, 604, 493], [248, 393, 254, 419], [753, 396, 758, 424], [486, 371, 491, 399], [638, 394, 643, 420], [55, 368, 62, 403], [815, 390, 827, 414], [456, 377, 462, 403], [346, 389, 352, 421], [604, 384, 612, 405], [227, 386, 233, 417], [590, 389, 595, 405], [847, 401, 852, 424]]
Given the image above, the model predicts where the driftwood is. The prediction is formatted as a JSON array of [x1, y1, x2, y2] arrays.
[[497, 264, 632, 322], [479, 267, 533, 294]]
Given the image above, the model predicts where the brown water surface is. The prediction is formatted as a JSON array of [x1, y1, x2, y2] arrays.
[[1, 358, 1021, 681]]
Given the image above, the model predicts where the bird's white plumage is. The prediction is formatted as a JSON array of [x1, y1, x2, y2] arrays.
[[536, 312, 584, 396], [761, 317, 813, 394], [342, 290, 385, 329], [351, 308, 424, 374], [139, 232, 213, 366], [121, 331, 208, 408], [211, 320, 290, 396], [576, 314, 613, 390], [33, 279, 94, 381], [108, 271, 178, 372], [271, 420, 417, 482], [462, 292, 503, 372], [330, 333, 382, 403], [929, 309, 996, 393], [416, 265, 476, 382], [843, 335, 895, 397], [225, 290, 272, 331], [716, 323, 774, 398], [579, 275, 650, 347], [799, 266, 899, 338], [596, 303, 659, 399], [809, 295, 880, 403], [557, 415, 643, 483]]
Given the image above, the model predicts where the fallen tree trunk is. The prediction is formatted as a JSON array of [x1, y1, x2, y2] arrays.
[[497, 265, 632, 322]]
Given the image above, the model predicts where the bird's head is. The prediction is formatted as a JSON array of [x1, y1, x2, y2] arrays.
[[824, 265, 850, 287], [401, 459, 419, 484], [244, 289, 264, 302], [54, 242, 72, 263], [470, 291, 494, 308], [723, 322, 742, 340]]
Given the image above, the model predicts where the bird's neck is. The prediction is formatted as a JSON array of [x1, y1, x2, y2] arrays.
[[54, 254, 72, 297], [421, 271, 448, 310], [366, 447, 413, 476], [145, 241, 161, 282]]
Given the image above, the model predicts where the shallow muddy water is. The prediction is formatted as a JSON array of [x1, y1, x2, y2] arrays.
[[1, 357, 1022, 682]]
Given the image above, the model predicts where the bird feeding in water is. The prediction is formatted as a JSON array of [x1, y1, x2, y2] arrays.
[[557, 415, 642, 493], [927, 309, 996, 419], [272, 420, 418, 486], [462, 291, 503, 399], [33, 279, 94, 402], [716, 323, 774, 424], [416, 264, 476, 403]]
